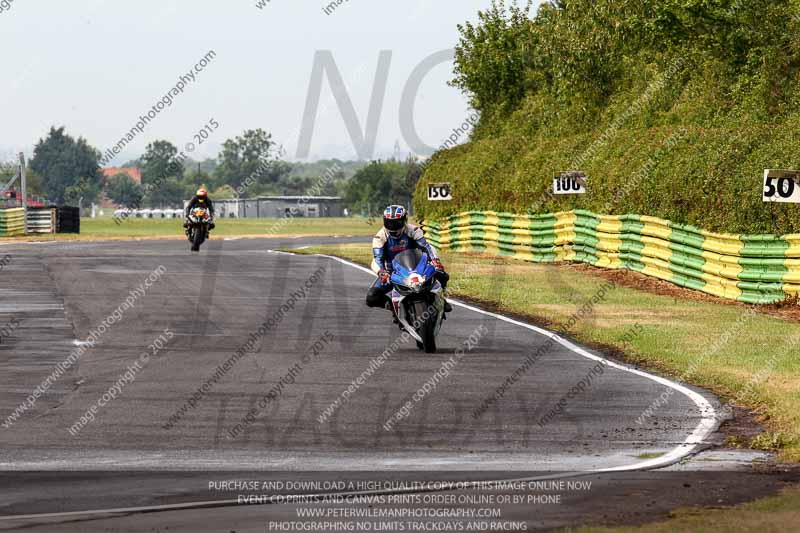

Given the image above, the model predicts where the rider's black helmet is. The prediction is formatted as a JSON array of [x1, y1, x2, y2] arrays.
[[383, 205, 407, 236]]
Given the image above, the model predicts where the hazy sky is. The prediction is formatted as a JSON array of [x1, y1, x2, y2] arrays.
[[0, 0, 541, 164]]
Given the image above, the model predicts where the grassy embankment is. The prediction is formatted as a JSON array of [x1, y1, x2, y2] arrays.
[[292, 241, 800, 532], [404, 1, 800, 529], [570, 486, 800, 533], [290, 243, 800, 462], [417, 1, 800, 234]]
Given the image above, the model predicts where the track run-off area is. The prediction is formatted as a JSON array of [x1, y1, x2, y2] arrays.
[[0, 237, 731, 530]]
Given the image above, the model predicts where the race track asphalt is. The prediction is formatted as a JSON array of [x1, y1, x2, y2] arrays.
[[0, 236, 726, 530]]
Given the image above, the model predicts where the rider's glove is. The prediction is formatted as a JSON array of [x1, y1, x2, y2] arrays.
[[432, 258, 444, 271], [378, 269, 390, 284]]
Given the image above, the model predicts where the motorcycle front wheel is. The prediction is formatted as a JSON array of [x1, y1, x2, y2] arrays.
[[412, 300, 437, 354], [191, 225, 206, 251]]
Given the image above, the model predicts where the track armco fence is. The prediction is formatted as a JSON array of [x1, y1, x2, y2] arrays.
[[0, 206, 80, 236], [26, 208, 56, 234], [0, 208, 25, 236], [422, 210, 800, 304], [55, 206, 80, 233]]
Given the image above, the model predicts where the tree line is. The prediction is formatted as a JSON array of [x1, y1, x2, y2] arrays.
[[4, 126, 424, 213], [452, 0, 798, 126]]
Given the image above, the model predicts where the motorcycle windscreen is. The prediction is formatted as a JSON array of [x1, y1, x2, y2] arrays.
[[392, 249, 428, 276]]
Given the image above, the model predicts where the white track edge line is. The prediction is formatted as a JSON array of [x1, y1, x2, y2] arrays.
[[310, 252, 720, 473], [0, 251, 721, 522]]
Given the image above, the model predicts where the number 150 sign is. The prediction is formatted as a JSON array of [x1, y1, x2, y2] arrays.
[[427, 183, 452, 201], [763, 169, 800, 203]]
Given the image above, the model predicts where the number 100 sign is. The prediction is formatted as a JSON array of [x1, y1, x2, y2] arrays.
[[553, 171, 587, 195], [763, 169, 800, 204]]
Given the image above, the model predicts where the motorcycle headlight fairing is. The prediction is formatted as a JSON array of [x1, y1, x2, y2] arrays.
[[404, 274, 426, 292]]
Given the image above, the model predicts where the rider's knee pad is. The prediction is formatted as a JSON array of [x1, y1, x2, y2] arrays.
[[367, 289, 386, 307], [366, 289, 387, 308]]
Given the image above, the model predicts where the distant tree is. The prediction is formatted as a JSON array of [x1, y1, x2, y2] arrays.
[[284, 160, 351, 197], [183, 161, 222, 194], [320, 169, 347, 197], [451, 0, 535, 116], [216, 129, 289, 194], [209, 184, 237, 199], [64, 177, 102, 207], [0, 160, 15, 181], [185, 157, 219, 175], [280, 175, 316, 196], [105, 173, 143, 206], [25, 169, 46, 198], [143, 176, 186, 208], [402, 157, 424, 210], [287, 159, 364, 180], [0, 162, 16, 202], [0, 161, 19, 195], [345, 160, 409, 215], [0, 164, 46, 199], [141, 140, 183, 186], [29, 126, 103, 205]]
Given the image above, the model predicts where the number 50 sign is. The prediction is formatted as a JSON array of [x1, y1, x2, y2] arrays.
[[763, 169, 800, 203]]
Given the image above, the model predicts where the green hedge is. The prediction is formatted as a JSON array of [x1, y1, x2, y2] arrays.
[[418, 0, 800, 235], [414, 119, 800, 235]]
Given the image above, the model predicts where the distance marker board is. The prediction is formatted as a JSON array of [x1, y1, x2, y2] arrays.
[[427, 183, 452, 201], [763, 169, 800, 204], [553, 171, 587, 195]]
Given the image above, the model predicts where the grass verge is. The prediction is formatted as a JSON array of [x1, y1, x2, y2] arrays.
[[288, 243, 800, 462], [568, 486, 800, 532], [289, 242, 800, 531], [0, 217, 380, 242]]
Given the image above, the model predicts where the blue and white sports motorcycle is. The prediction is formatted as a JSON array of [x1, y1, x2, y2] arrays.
[[389, 249, 446, 353]]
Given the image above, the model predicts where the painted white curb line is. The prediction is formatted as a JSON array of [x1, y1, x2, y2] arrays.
[[312, 252, 719, 473], [0, 251, 720, 522]]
